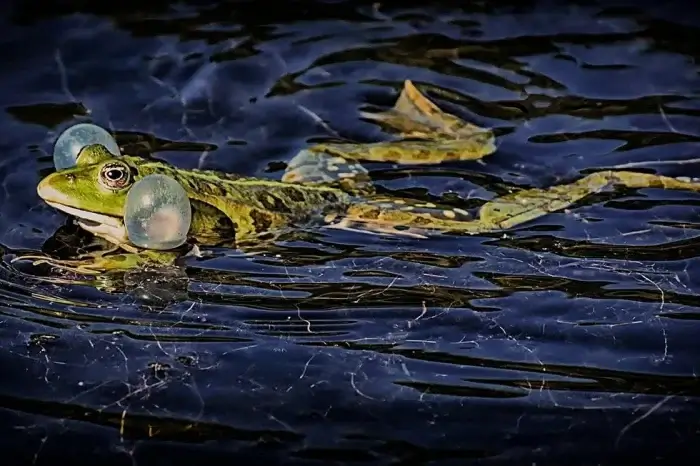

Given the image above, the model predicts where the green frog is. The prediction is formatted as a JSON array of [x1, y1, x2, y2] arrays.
[[16, 80, 700, 275]]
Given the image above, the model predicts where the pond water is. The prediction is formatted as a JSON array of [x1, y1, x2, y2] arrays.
[[1, 1, 699, 464]]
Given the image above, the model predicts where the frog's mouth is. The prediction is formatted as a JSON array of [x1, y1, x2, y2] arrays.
[[45, 201, 129, 244], [45, 201, 122, 228]]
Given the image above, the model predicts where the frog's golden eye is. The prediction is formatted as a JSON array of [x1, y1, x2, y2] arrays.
[[99, 162, 132, 190]]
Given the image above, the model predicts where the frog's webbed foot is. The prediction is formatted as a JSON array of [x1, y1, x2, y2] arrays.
[[306, 80, 497, 166], [283, 80, 497, 194], [362, 80, 489, 141]]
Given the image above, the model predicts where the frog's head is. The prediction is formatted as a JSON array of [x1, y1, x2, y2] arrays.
[[37, 144, 149, 245], [39, 143, 237, 250]]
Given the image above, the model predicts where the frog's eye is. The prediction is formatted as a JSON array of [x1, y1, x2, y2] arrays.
[[53, 123, 121, 170], [124, 174, 192, 250], [99, 162, 132, 190]]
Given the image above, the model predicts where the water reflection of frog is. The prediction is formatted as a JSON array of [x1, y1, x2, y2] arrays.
[[19, 80, 700, 274]]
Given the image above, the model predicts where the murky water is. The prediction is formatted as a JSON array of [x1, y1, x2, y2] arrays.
[[1, 1, 699, 464]]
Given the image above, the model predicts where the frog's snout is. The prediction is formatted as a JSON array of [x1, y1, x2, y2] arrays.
[[37, 174, 71, 204]]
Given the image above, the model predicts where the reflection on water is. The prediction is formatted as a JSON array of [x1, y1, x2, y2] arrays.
[[1, 0, 700, 463]]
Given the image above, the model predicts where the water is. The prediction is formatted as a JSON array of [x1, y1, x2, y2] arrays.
[[1, 0, 699, 464]]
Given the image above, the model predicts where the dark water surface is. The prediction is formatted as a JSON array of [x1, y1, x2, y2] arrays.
[[1, 0, 699, 464]]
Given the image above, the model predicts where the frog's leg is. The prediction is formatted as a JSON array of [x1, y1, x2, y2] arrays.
[[335, 171, 700, 236], [312, 80, 497, 164], [73, 243, 122, 260], [13, 250, 181, 275], [325, 195, 471, 237], [282, 148, 375, 196], [282, 80, 496, 195]]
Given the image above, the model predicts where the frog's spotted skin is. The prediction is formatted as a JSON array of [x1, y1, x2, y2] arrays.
[[18, 79, 700, 275], [282, 149, 374, 196], [321, 195, 477, 238]]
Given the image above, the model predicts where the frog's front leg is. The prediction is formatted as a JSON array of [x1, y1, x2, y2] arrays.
[[74, 243, 122, 260], [14, 250, 182, 275]]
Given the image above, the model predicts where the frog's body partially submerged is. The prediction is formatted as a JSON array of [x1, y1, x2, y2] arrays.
[[20, 80, 700, 274]]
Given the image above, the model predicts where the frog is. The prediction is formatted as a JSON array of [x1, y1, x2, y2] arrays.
[[15, 80, 700, 275]]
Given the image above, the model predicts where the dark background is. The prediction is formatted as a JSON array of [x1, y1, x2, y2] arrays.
[[0, 0, 699, 464]]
